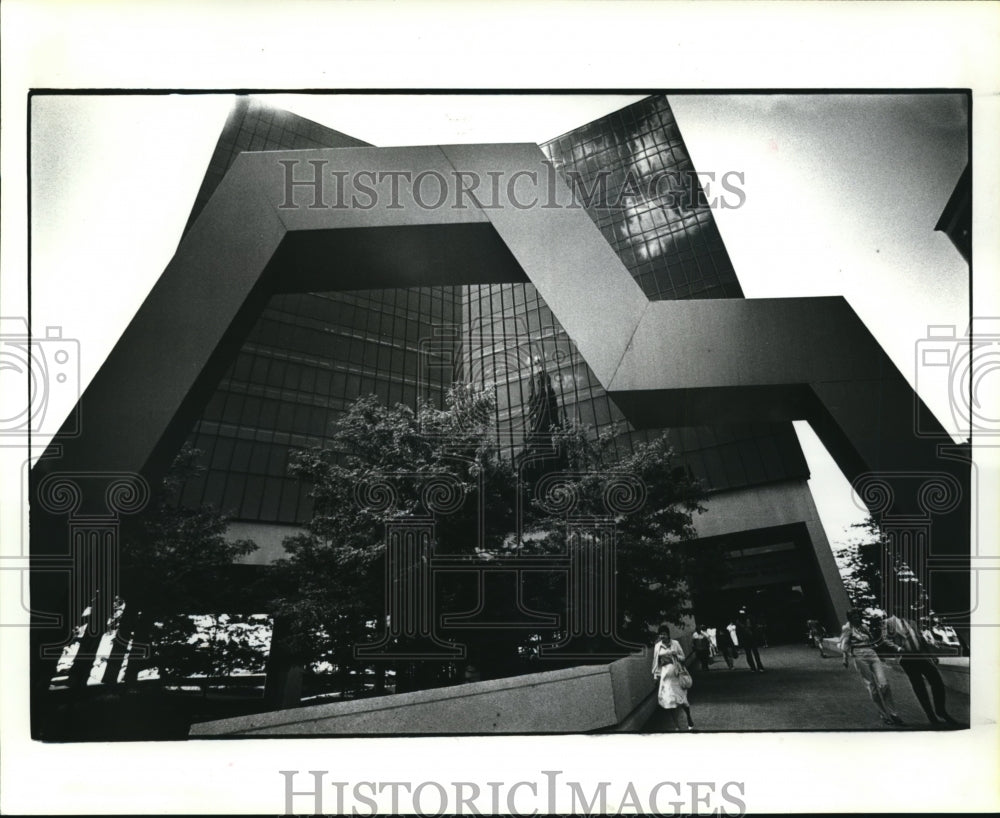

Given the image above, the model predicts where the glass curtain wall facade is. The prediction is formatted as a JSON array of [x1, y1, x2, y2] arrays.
[[178, 287, 460, 524], [464, 95, 810, 492], [178, 98, 460, 525]]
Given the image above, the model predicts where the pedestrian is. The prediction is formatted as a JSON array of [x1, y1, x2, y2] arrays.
[[715, 621, 736, 669], [928, 614, 964, 656], [880, 610, 961, 728], [919, 616, 935, 649], [706, 626, 719, 657], [692, 626, 712, 671], [807, 618, 828, 658], [736, 609, 764, 672], [651, 624, 695, 731], [726, 620, 740, 656], [839, 608, 903, 726]]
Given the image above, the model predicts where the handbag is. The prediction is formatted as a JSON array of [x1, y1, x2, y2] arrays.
[[677, 659, 694, 690]]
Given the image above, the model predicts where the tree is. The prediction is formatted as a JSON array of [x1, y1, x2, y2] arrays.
[[152, 613, 271, 690], [839, 514, 935, 618], [838, 515, 885, 612], [268, 385, 514, 692], [525, 424, 709, 642], [101, 443, 258, 689], [270, 385, 708, 692]]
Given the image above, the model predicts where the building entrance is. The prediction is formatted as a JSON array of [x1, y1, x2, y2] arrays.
[[689, 525, 834, 644]]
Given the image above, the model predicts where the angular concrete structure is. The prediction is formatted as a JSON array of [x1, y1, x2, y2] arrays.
[[190, 651, 656, 736]]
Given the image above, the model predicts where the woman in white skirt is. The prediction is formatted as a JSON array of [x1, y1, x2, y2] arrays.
[[652, 624, 695, 731]]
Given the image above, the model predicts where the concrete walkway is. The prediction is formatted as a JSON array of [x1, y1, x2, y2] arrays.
[[643, 644, 970, 732]]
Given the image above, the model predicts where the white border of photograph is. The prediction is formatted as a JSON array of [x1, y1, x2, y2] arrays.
[[2, 1, 998, 814]]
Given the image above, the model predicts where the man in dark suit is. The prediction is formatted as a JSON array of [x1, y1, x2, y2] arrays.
[[879, 609, 960, 728], [735, 609, 764, 673]]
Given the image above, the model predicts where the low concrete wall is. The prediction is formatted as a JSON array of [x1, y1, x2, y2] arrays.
[[934, 658, 970, 696], [191, 652, 655, 737]]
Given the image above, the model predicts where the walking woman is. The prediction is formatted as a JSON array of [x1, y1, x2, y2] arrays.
[[652, 624, 695, 731], [839, 608, 904, 726]]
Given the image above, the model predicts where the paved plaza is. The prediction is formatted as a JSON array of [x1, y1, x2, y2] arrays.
[[643, 644, 971, 732]]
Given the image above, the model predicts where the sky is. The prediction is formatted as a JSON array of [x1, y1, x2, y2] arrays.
[[28, 92, 970, 550]]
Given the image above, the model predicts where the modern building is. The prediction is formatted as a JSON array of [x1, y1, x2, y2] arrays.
[[174, 95, 849, 640], [30, 94, 971, 736]]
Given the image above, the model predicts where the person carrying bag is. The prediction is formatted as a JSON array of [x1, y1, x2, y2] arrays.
[[651, 624, 695, 731]]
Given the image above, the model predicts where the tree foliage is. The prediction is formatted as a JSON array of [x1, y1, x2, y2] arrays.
[[120, 443, 258, 616], [270, 385, 708, 687], [525, 424, 708, 637], [838, 515, 885, 612], [111, 443, 259, 685], [152, 614, 270, 683]]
